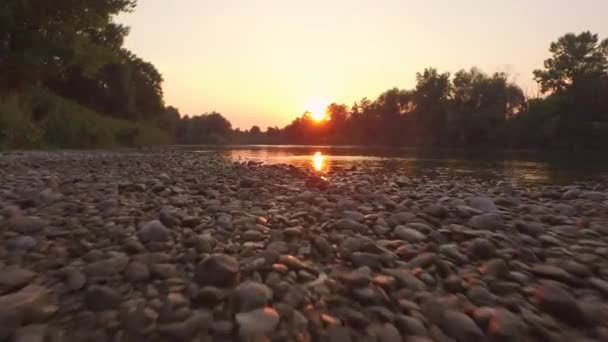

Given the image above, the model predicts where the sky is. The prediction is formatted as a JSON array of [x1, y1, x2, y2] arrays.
[[118, 0, 608, 129]]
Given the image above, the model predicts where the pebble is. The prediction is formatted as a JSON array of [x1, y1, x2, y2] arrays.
[[137, 220, 170, 242], [195, 254, 240, 287], [0, 151, 607, 341], [236, 307, 280, 336]]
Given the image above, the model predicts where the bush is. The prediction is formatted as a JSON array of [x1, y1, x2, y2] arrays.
[[0, 88, 170, 149]]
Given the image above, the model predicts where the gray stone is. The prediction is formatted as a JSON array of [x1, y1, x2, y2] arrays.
[[84, 286, 121, 311], [84, 255, 129, 277], [232, 281, 273, 312], [394, 226, 426, 243], [8, 216, 47, 234], [535, 281, 585, 326], [471, 213, 503, 230], [236, 307, 280, 336], [0, 267, 37, 294], [467, 196, 497, 212], [195, 254, 240, 287], [137, 220, 170, 242], [125, 262, 150, 282]]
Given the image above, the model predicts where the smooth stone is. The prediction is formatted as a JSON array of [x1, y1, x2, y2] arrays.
[[125, 262, 150, 282], [0, 285, 50, 334], [84, 255, 129, 277], [8, 216, 47, 233], [466, 196, 497, 213], [515, 221, 544, 237], [66, 271, 86, 291], [440, 310, 486, 342], [370, 323, 402, 342], [531, 264, 575, 284], [471, 213, 503, 230], [469, 238, 496, 259], [488, 308, 524, 341], [137, 220, 170, 242], [394, 226, 426, 243], [232, 281, 273, 312], [535, 281, 586, 326], [194, 254, 240, 287], [334, 219, 367, 232], [236, 307, 280, 336], [7, 235, 37, 251], [0, 267, 37, 294], [84, 286, 121, 311]]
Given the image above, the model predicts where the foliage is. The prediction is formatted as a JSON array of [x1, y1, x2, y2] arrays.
[[0, 89, 169, 149], [175, 112, 233, 145], [533, 32, 608, 94]]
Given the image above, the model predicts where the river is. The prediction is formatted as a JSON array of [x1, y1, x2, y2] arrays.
[[185, 145, 608, 185]]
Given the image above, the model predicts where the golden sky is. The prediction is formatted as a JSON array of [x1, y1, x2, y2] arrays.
[[118, 0, 608, 129]]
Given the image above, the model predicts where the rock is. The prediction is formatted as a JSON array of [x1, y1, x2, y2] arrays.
[[159, 207, 180, 227], [581, 191, 605, 201], [0, 267, 37, 294], [13, 324, 51, 342], [232, 281, 273, 312], [515, 221, 544, 237], [8, 216, 47, 233], [236, 307, 280, 336], [338, 269, 372, 287], [65, 270, 86, 291], [7, 235, 37, 251], [394, 226, 426, 243], [467, 286, 496, 306], [194, 287, 228, 307], [467, 196, 497, 212], [535, 281, 586, 326], [327, 326, 353, 342], [84, 255, 129, 277], [488, 308, 524, 341], [370, 323, 402, 342], [350, 252, 384, 269], [589, 277, 608, 296], [384, 269, 425, 290], [157, 311, 211, 340], [242, 230, 264, 242], [137, 220, 170, 242], [471, 213, 503, 230], [531, 264, 575, 284], [425, 204, 448, 217], [440, 310, 486, 342], [84, 286, 121, 311], [334, 219, 367, 232], [194, 254, 240, 287], [0, 285, 50, 335], [469, 238, 496, 259], [125, 262, 150, 282]]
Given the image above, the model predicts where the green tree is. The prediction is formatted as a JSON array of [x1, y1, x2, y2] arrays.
[[533, 31, 608, 94], [0, 0, 136, 92]]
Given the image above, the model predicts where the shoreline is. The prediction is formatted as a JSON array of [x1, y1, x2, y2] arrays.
[[1, 151, 608, 341]]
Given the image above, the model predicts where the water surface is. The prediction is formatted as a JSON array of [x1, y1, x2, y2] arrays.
[[188, 145, 608, 185]]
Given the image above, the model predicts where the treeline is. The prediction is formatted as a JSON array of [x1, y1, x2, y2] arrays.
[[1, 2, 606, 152], [233, 32, 608, 149], [0, 1, 192, 148]]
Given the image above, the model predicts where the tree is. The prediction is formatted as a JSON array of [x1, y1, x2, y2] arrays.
[[533, 31, 608, 94], [412, 68, 452, 145], [0, 0, 137, 92], [450, 68, 525, 145]]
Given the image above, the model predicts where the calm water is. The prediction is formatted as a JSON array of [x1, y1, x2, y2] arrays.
[[187, 145, 608, 185]]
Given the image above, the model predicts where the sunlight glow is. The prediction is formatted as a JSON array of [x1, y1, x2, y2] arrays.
[[305, 98, 330, 122], [312, 152, 326, 172]]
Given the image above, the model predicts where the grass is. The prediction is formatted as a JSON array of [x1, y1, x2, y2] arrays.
[[0, 88, 170, 149]]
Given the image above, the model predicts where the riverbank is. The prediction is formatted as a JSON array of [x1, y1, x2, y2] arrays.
[[1, 151, 608, 341]]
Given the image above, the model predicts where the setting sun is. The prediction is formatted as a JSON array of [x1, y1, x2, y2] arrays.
[[305, 98, 330, 122]]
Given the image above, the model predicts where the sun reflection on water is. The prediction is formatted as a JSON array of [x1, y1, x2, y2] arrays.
[[312, 151, 326, 172]]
